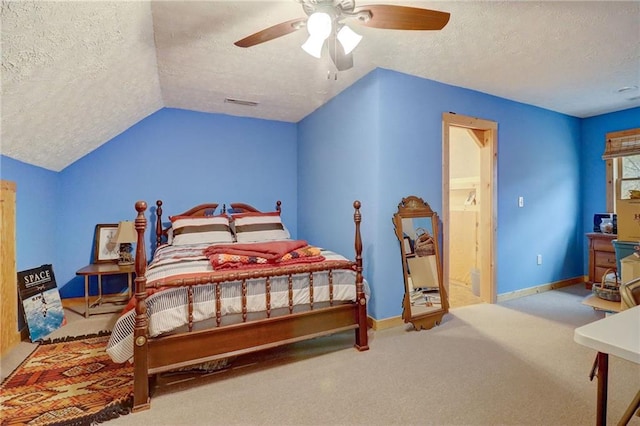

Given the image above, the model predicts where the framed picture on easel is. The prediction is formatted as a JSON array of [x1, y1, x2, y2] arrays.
[[93, 224, 119, 263]]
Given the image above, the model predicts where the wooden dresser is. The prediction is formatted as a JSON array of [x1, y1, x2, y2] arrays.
[[586, 232, 617, 289]]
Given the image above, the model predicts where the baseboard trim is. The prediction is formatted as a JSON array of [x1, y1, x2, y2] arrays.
[[61, 297, 85, 308], [368, 315, 404, 331], [496, 276, 585, 302]]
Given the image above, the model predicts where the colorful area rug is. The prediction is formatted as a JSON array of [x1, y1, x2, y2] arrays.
[[1, 333, 132, 425]]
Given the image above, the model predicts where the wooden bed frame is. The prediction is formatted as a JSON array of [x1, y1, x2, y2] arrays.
[[130, 199, 369, 412]]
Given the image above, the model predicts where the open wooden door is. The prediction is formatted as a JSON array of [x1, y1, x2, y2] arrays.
[[443, 113, 497, 304]]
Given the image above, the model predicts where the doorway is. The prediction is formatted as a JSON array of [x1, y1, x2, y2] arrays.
[[442, 113, 497, 306]]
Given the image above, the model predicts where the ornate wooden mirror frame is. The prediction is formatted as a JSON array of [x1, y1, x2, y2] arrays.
[[393, 195, 449, 330]]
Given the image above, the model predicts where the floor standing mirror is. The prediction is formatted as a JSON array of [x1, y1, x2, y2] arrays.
[[393, 195, 449, 330]]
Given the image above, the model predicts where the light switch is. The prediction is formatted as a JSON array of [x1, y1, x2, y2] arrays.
[[518, 196, 524, 208]]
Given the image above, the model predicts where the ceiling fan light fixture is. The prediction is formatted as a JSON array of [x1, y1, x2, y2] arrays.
[[302, 35, 326, 58], [306, 12, 332, 39], [337, 25, 362, 54], [302, 12, 332, 58], [235, 2, 451, 72]]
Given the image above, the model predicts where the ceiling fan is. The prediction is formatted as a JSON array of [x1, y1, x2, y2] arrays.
[[234, 0, 450, 71]]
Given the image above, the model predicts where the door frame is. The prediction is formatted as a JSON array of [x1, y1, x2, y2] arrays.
[[442, 113, 497, 303]]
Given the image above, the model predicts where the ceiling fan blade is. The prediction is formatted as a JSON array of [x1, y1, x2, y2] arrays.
[[352, 5, 450, 30], [328, 35, 354, 71], [234, 17, 307, 48]]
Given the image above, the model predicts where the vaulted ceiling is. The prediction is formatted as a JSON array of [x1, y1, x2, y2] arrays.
[[2, 1, 639, 172]]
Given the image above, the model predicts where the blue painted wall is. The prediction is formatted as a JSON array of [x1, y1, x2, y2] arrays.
[[297, 71, 382, 314], [0, 156, 58, 272], [298, 68, 584, 319], [3, 109, 298, 298], [2, 70, 638, 320]]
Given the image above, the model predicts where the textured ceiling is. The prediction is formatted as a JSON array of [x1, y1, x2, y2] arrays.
[[1, 1, 639, 172]]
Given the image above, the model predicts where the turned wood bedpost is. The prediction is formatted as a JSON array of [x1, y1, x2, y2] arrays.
[[353, 200, 369, 350], [155, 200, 163, 249], [133, 201, 150, 412]]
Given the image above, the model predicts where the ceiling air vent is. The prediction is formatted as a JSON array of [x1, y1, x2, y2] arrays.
[[224, 98, 259, 107]]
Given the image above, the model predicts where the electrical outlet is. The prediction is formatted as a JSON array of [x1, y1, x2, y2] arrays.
[[537, 254, 542, 265], [518, 196, 524, 208]]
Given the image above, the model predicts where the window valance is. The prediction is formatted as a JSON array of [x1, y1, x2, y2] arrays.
[[602, 128, 640, 159]]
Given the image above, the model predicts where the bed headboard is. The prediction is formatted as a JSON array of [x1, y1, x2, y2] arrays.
[[155, 200, 220, 248], [154, 200, 283, 250], [224, 201, 281, 214]]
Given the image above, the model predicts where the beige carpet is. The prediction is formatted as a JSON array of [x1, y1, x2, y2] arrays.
[[449, 280, 484, 308], [3, 285, 639, 425]]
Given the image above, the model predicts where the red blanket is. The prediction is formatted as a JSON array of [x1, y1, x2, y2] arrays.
[[203, 240, 325, 270]]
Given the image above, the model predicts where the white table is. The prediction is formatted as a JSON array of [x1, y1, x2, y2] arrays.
[[574, 306, 640, 425]]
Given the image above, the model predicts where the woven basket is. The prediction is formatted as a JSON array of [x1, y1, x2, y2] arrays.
[[592, 268, 621, 302]]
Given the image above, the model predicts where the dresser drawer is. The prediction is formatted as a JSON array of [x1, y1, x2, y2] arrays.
[[594, 250, 617, 269], [586, 233, 618, 289], [592, 238, 615, 252], [594, 265, 616, 284]]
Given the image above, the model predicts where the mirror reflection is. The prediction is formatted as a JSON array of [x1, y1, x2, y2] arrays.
[[393, 196, 448, 330], [403, 217, 441, 315]]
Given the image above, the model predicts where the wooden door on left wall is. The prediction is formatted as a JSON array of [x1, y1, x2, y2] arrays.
[[1, 180, 20, 355]]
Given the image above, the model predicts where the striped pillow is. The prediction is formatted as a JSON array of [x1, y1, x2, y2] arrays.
[[170, 216, 234, 246], [232, 211, 290, 243]]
